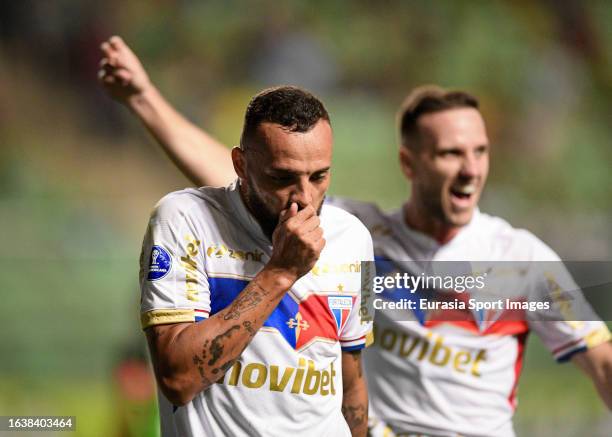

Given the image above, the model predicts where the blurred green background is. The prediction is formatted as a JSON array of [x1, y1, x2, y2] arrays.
[[1, 1, 611, 436]]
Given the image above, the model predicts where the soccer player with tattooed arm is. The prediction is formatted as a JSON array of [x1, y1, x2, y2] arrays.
[[100, 36, 612, 437], [106, 47, 374, 436]]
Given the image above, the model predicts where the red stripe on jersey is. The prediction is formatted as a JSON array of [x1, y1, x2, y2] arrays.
[[425, 319, 480, 333], [508, 332, 529, 409], [294, 295, 339, 350], [483, 320, 529, 336], [552, 338, 583, 355], [340, 335, 366, 343]]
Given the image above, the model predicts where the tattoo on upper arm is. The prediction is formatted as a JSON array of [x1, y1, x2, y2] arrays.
[[352, 352, 363, 378], [342, 351, 367, 433], [346, 351, 363, 378]]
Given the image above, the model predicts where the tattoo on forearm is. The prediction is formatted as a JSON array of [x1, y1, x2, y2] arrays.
[[208, 324, 240, 366], [223, 281, 271, 321], [193, 354, 212, 386], [341, 403, 367, 432], [223, 291, 261, 320], [242, 320, 255, 336], [201, 340, 210, 360], [191, 280, 275, 388], [192, 325, 241, 386], [212, 359, 236, 375]]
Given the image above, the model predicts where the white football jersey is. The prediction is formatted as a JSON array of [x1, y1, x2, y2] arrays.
[[329, 197, 610, 437], [140, 183, 374, 437]]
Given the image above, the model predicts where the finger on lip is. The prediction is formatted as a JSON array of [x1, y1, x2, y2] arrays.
[[298, 204, 315, 214], [278, 203, 296, 222]]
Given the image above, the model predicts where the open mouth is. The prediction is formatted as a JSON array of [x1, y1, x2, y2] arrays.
[[450, 185, 476, 204]]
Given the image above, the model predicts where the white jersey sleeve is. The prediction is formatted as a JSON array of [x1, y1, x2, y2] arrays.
[[520, 230, 611, 362], [339, 223, 375, 351], [139, 193, 211, 328]]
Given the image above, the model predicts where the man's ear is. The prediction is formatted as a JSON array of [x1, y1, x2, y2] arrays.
[[231, 147, 247, 180], [399, 146, 414, 180]]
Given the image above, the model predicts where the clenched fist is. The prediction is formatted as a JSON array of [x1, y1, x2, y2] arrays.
[[267, 203, 326, 280]]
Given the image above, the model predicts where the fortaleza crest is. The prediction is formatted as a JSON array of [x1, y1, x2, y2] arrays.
[[147, 245, 172, 281], [327, 296, 353, 331]]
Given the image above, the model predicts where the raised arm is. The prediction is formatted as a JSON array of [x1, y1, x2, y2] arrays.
[[572, 341, 612, 410], [98, 35, 235, 187]]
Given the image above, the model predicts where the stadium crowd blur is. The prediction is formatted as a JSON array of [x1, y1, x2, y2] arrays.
[[1, 1, 610, 436]]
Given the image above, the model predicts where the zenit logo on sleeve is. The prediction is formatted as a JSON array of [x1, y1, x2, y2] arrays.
[[147, 245, 172, 281], [206, 244, 264, 262], [311, 261, 361, 276]]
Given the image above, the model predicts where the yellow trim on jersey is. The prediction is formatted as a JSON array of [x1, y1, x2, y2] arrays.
[[141, 309, 194, 329], [382, 426, 395, 437], [365, 331, 374, 347], [585, 326, 611, 349]]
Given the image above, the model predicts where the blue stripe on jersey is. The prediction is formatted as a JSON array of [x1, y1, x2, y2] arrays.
[[331, 308, 342, 331], [208, 276, 299, 348], [556, 346, 587, 363], [208, 277, 250, 314], [374, 256, 427, 325], [341, 344, 366, 352]]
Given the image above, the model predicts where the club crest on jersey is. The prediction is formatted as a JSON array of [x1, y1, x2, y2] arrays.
[[286, 312, 310, 343], [147, 245, 172, 281], [328, 296, 353, 331]]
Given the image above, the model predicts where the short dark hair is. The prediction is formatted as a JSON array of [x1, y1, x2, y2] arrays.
[[398, 85, 479, 148], [240, 86, 330, 149]]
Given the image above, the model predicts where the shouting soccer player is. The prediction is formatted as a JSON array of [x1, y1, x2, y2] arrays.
[[137, 85, 373, 436], [100, 36, 612, 437]]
